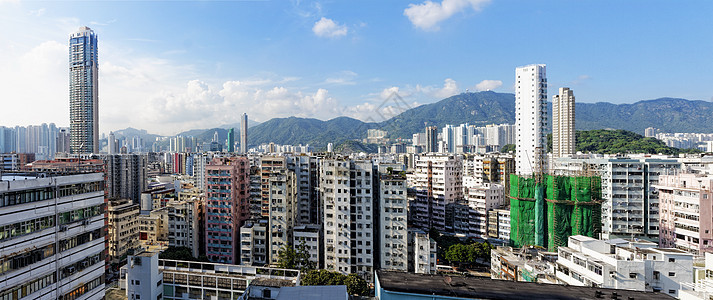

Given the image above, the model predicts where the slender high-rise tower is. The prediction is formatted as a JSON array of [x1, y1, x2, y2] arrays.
[[515, 64, 547, 176], [552, 87, 575, 158], [425, 126, 438, 153], [69, 26, 99, 154], [240, 113, 248, 154], [228, 128, 235, 152]]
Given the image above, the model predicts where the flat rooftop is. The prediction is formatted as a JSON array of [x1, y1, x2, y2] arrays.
[[275, 286, 348, 300], [377, 271, 675, 300]]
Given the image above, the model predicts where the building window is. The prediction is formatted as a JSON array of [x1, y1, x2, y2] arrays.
[[668, 272, 675, 277]]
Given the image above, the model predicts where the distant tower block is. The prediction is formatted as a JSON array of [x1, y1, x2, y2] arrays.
[[240, 113, 248, 154], [552, 87, 575, 158]]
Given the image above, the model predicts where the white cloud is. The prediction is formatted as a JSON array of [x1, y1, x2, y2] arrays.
[[312, 17, 348, 38], [474, 79, 502, 91], [571, 74, 591, 85], [324, 70, 358, 85], [0, 40, 68, 127], [413, 78, 459, 98], [433, 78, 459, 98], [404, 0, 490, 31], [28, 8, 46, 17]]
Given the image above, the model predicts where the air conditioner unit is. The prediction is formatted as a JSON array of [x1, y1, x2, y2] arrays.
[[59, 225, 68, 232], [82, 219, 91, 226]]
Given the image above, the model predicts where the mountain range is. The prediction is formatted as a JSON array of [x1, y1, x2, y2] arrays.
[[111, 91, 713, 149]]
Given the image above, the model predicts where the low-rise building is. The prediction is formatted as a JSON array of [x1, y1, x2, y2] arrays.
[[679, 252, 713, 300], [375, 270, 677, 300], [121, 256, 301, 300], [490, 246, 557, 283], [556, 235, 693, 298]]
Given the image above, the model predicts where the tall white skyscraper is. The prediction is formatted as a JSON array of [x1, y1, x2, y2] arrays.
[[515, 64, 547, 176], [69, 26, 99, 154], [552, 87, 575, 158], [240, 113, 248, 154]]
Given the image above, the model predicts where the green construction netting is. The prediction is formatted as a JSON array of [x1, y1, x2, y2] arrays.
[[511, 174, 603, 251]]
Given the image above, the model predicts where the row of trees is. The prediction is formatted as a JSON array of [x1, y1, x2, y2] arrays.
[[444, 242, 494, 267], [429, 229, 495, 267]]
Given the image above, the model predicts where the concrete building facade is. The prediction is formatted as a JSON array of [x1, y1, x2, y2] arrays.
[[321, 158, 375, 281], [205, 156, 250, 264], [377, 173, 408, 271], [0, 173, 106, 300], [656, 174, 713, 255]]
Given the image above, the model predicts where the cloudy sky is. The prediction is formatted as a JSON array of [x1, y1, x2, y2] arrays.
[[1, 0, 711, 135]]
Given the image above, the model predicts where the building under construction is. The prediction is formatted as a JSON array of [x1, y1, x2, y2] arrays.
[[509, 173, 602, 251]]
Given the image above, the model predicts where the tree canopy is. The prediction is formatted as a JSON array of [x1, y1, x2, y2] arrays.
[[545, 129, 702, 155], [276, 241, 315, 271], [301, 270, 369, 296], [159, 246, 208, 262]]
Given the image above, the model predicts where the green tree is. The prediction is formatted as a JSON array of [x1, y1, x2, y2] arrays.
[[344, 273, 368, 296], [277, 245, 298, 269], [501, 144, 516, 153], [159, 246, 197, 261], [277, 241, 315, 271], [301, 270, 369, 296]]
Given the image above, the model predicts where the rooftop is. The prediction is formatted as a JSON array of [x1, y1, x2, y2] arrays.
[[275, 285, 348, 300], [376, 270, 675, 300], [250, 278, 295, 288]]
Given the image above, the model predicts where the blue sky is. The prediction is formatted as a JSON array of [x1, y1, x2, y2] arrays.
[[0, 0, 711, 135]]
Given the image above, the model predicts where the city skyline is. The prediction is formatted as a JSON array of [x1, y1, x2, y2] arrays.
[[0, 1, 711, 136]]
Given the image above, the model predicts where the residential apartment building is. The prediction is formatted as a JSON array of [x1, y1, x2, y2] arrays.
[[0, 173, 106, 300], [465, 183, 505, 238], [105, 153, 147, 203], [260, 155, 286, 218], [69, 26, 99, 154], [205, 156, 250, 264], [377, 173, 408, 271], [108, 199, 140, 265], [287, 155, 320, 225], [321, 158, 375, 281], [239, 220, 268, 266], [552, 87, 576, 158], [293, 224, 321, 269], [515, 64, 547, 176], [267, 171, 295, 265], [407, 229, 437, 274], [487, 208, 511, 242], [656, 173, 713, 255], [553, 156, 681, 240], [556, 235, 692, 298], [409, 154, 463, 231]]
